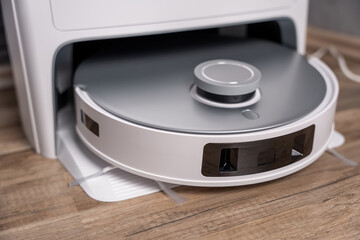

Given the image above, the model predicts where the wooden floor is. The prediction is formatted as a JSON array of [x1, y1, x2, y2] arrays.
[[1, 27, 360, 239]]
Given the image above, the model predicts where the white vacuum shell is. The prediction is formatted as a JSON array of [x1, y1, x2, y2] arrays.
[[73, 39, 338, 187]]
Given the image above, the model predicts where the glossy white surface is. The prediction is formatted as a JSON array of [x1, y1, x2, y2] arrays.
[[50, 0, 292, 31]]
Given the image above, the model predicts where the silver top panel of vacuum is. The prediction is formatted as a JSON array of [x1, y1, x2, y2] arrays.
[[74, 38, 326, 134]]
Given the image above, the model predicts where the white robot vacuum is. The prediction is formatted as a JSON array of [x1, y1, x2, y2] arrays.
[[74, 37, 338, 187]]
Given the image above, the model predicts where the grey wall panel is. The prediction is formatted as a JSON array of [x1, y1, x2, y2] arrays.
[[309, 0, 360, 36]]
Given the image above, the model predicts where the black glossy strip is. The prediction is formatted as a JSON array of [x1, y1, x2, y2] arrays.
[[201, 125, 315, 177], [196, 87, 255, 104], [81, 110, 100, 137]]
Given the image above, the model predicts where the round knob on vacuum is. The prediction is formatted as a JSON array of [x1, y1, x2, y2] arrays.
[[194, 59, 261, 96]]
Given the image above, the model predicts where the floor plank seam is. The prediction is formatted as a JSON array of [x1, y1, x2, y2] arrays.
[[265, 171, 360, 205], [0, 148, 34, 158], [124, 197, 249, 237], [125, 171, 360, 237]]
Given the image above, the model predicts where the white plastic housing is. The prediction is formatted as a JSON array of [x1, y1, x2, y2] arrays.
[[2, 0, 309, 158], [75, 58, 338, 186]]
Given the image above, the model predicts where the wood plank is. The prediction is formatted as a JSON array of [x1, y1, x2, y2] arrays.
[[0, 64, 13, 91], [307, 46, 360, 112], [206, 174, 360, 240], [1, 145, 358, 239], [335, 75, 360, 112], [0, 126, 30, 156], [0, 151, 80, 234], [308, 26, 360, 50], [308, 26, 360, 62], [0, 88, 20, 128], [72, 153, 359, 239], [0, 214, 88, 240], [0, 64, 20, 128]]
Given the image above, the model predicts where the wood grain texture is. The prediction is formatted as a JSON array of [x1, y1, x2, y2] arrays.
[[307, 26, 360, 61], [0, 29, 360, 240], [0, 65, 19, 128], [0, 126, 30, 156]]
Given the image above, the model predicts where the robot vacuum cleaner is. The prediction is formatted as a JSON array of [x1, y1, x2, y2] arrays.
[[74, 38, 338, 187]]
